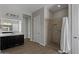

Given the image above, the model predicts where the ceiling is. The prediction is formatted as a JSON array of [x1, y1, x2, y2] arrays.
[[0, 4, 46, 15], [0, 4, 68, 15], [49, 4, 68, 13]]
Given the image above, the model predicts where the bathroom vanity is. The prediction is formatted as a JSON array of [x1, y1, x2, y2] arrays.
[[0, 33, 24, 50]]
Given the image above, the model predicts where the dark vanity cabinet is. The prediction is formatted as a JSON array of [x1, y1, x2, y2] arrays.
[[0, 35, 24, 50]]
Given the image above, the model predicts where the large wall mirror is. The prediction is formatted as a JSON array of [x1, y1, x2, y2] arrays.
[[0, 18, 22, 33]]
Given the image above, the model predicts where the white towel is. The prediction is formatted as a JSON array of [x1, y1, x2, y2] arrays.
[[60, 17, 71, 53]]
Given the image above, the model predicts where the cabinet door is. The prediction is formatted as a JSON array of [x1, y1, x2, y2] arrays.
[[8, 36, 15, 46], [15, 35, 24, 45], [1, 37, 9, 50], [1, 36, 15, 50]]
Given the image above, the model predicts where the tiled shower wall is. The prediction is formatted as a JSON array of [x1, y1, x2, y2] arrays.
[[47, 8, 68, 46]]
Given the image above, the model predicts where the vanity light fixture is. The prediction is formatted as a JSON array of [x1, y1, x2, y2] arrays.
[[6, 13, 19, 18]]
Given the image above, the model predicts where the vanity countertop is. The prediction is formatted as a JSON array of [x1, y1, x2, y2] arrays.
[[0, 33, 24, 37]]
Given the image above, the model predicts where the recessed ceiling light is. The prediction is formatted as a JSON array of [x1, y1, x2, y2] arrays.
[[57, 5, 61, 7]]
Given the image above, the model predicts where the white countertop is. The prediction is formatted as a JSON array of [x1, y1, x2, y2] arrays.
[[0, 33, 24, 37]]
